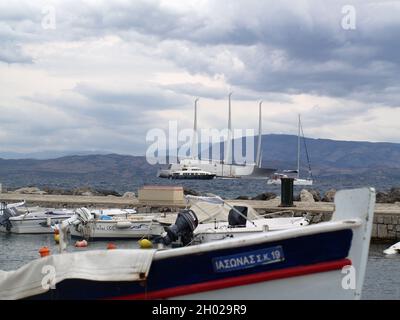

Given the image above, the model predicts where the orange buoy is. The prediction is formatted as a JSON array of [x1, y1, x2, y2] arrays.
[[75, 240, 88, 248], [107, 243, 117, 250], [39, 246, 50, 257]]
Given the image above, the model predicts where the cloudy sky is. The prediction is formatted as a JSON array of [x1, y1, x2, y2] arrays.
[[1, 0, 400, 156]]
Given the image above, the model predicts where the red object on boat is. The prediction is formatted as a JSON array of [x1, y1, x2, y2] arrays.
[[39, 247, 50, 257]]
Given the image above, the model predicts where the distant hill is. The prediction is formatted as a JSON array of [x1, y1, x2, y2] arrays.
[[259, 134, 400, 174], [0, 154, 155, 192], [0, 134, 399, 192], [0, 150, 110, 160]]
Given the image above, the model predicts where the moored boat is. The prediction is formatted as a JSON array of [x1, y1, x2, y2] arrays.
[[174, 195, 310, 244], [68, 210, 165, 240], [0, 209, 74, 234], [0, 207, 137, 235]]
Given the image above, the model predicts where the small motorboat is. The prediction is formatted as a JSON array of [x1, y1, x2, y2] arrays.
[[0, 207, 138, 235], [60, 208, 166, 241], [383, 241, 400, 255], [165, 195, 310, 244], [0, 208, 75, 234], [193, 215, 309, 244]]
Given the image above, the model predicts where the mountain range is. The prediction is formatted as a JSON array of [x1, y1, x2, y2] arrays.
[[0, 134, 399, 193]]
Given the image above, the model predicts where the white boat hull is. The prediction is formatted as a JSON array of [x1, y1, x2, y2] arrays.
[[173, 269, 351, 299], [267, 178, 313, 186], [0, 215, 72, 234], [194, 217, 309, 243], [165, 159, 256, 178], [70, 219, 165, 239], [0, 208, 136, 234]]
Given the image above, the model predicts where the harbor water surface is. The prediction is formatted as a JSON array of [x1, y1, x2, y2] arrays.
[[0, 233, 399, 299]]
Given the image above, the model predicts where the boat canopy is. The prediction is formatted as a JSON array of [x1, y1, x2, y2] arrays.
[[0, 249, 156, 300]]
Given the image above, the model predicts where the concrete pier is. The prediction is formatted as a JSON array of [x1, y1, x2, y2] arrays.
[[1, 193, 399, 241]]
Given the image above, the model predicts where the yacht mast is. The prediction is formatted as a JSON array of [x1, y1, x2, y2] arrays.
[[256, 100, 263, 167], [225, 92, 233, 166], [297, 114, 301, 179], [192, 98, 199, 159]]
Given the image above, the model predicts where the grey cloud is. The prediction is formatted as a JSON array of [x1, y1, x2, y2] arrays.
[[161, 82, 293, 103], [74, 83, 190, 109], [3, 1, 400, 100], [161, 83, 228, 100], [0, 42, 33, 64], [24, 82, 191, 128]]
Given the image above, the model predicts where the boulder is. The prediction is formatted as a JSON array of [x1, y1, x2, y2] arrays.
[[252, 192, 277, 201], [322, 189, 336, 202], [183, 188, 200, 196], [97, 189, 121, 197], [389, 188, 400, 203], [235, 195, 252, 200], [376, 188, 400, 203], [72, 187, 98, 196], [307, 189, 321, 202], [300, 189, 315, 203], [13, 187, 47, 195], [122, 192, 136, 199], [376, 191, 390, 203], [42, 187, 72, 195]]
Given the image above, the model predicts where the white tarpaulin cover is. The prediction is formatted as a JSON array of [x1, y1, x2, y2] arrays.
[[0, 249, 156, 300], [156, 201, 261, 225]]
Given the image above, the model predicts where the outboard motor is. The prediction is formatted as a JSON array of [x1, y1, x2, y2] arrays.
[[0, 204, 14, 232], [158, 209, 198, 246], [228, 206, 248, 228]]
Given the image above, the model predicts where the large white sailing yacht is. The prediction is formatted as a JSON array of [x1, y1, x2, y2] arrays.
[[158, 96, 275, 179]]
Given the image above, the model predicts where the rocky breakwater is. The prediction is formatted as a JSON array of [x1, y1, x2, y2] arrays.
[[277, 187, 400, 241], [372, 188, 400, 241], [3, 186, 137, 208]]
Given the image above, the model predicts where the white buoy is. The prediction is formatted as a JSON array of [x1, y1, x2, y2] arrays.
[[383, 241, 400, 255]]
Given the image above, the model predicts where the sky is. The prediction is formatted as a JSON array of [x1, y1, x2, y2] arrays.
[[1, 0, 400, 156]]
